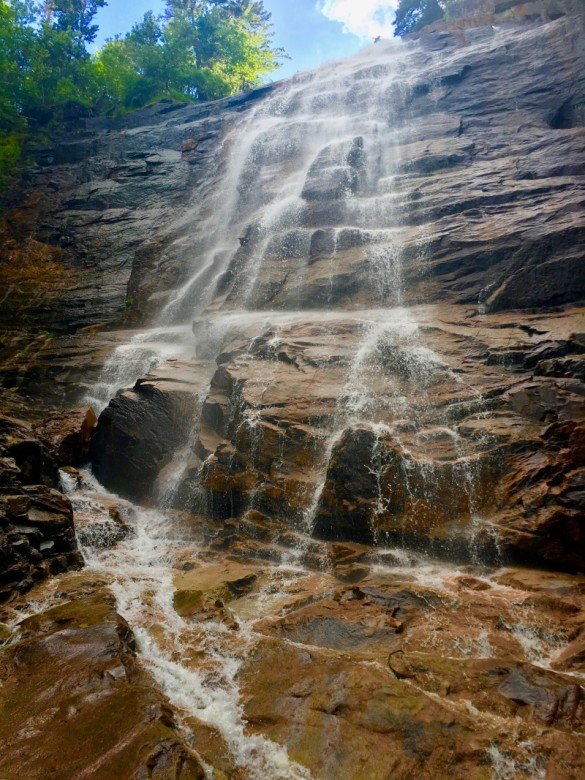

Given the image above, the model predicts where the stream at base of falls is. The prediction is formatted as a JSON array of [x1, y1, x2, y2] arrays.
[[6, 464, 583, 779]]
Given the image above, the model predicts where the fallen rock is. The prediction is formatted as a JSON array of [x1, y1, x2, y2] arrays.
[[498, 665, 583, 725], [173, 561, 260, 618]]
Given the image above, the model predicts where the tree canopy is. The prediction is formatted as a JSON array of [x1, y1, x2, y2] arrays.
[[0, 0, 284, 188]]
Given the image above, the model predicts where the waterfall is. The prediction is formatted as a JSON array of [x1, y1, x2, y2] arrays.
[[42, 22, 585, 779]]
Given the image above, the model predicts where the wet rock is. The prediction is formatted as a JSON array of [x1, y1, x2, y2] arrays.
[[73, 493, 135, 551], [554, 630, 585, 672], [173, 561, 260, 618], [334, 563, 371, 582], [498, 665, 583, 725], [388, 650, 417, 679], [0, 87, 276, 337], [1, 13, 585, 777], [312, 423, 498, 554], [35, 405, 97, 466], [239, 633, 585, 780], [312, 426, 383, 543], [1, 420, 60, 487], [330, 542, 369, 566], [123, 305, 585, 572], [91, 360, 208, 501], [256, 586, 406, 654], [537, 355, 585, 379], [0, 416, 82, 601], [0, 590, 207, 779]]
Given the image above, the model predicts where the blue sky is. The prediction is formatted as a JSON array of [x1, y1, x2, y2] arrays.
[[94, 1, 398, 80]]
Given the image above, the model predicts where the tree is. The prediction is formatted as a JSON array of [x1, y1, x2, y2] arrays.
[[0, 0, 284, 190], [164, 0, 284, 96], [0, 0, 35, 184], [393, 0, 444, 37], [96, 0, 284, 106], [40, 1, 107, 45]]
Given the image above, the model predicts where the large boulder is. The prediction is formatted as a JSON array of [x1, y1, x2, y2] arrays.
[[91, 360, 208, 501]]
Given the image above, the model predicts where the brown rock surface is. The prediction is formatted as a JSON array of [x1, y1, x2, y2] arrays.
[[0, 415, 82, 601], [0, 587, 206, 780], [1, 9, 585, 779], [104, 306, 583, 571], [231, 558, 585, 779], [34, 405, 97, 466]]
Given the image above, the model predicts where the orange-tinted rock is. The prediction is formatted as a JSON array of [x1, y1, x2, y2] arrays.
[[35, 405, 97, 466], [0, 590, 206, 779], [238, 634, 585, 780]]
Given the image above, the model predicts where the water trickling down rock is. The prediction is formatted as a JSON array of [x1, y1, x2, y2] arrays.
[[1, 7, 585, 779]]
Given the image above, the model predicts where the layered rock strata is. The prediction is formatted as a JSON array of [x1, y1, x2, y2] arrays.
[[0, 88, 274, 336], [92, 305, 585, 571], [1, 6, 585, 780], [0, 415, 83, 601]]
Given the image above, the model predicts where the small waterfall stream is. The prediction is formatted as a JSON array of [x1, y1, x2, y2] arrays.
[[64, 473, 311, 779]]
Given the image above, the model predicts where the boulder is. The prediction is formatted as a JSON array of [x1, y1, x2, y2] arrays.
[[91, 360, 208, 501]]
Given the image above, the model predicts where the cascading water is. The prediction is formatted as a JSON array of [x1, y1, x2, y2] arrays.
[[29, 28, 585, 780]]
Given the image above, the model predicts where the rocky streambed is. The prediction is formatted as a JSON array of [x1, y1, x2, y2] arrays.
[[2, 482, 585, 779]]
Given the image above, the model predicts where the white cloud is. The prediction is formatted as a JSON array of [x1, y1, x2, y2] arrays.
[[317, 0, 398, 40]]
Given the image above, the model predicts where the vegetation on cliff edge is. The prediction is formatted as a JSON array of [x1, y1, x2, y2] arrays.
[[0, 0, 285, 189]]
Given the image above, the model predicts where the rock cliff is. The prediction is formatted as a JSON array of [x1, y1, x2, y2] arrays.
[[1, 5, 585, 779], [80, 12, 584, 572]]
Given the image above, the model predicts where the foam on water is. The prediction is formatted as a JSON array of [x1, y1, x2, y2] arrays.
[[487, 743, 546, 780]]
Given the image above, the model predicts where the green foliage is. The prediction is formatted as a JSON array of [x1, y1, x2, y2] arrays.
[[393, 0, 445, 37], [0, 133, 22, 188], [42, 0, 107, 45], [0, 0, 284, 191], [96, 1, 285, 106]]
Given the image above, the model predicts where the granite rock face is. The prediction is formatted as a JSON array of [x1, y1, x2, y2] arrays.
[[1, 13, 582, 339], [63, 11, 584, 572], [191, 309, 585, 571], [1, 10, 585, 777], [0, 88, 275, 337]]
